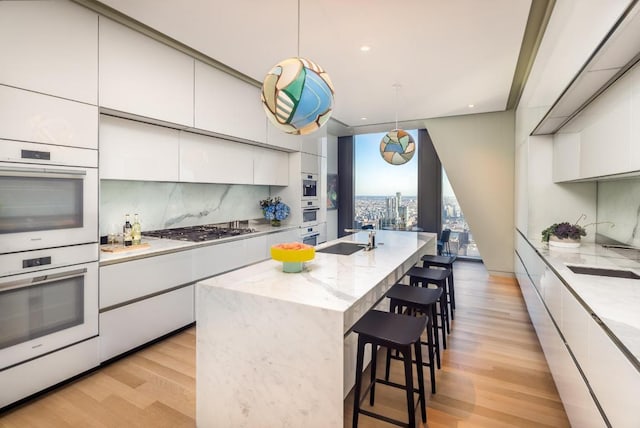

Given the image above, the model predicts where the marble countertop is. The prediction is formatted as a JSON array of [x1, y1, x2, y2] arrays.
[[99, 222, 299, 265], [525, 235, 640, 368], [197, 230, 437, 333]]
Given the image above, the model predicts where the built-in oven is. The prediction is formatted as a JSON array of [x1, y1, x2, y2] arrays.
[[302, 173, 318, 200], [301, 199, 320, 227], [0, 245, 98, 370], [300, 224, 320, 246], [0, 140, 98, 254]]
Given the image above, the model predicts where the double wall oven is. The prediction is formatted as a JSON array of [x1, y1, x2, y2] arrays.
[[0, 139, 98, 380]]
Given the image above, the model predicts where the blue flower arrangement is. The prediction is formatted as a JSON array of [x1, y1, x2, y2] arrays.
[[259, 196, 290, 226]]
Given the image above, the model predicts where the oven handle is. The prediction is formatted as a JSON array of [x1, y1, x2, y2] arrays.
[[0, 267, 88, 292], [0, 165, 87, 179]]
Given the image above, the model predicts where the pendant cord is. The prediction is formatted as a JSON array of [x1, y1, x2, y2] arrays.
[[394, 84, 399, 130], [297, 0, 301, 58]]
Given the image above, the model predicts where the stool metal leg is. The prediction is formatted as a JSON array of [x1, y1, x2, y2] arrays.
[[431, 303, 441, 369], [425, 316, 436, 394], [369, 344, 377, 406]]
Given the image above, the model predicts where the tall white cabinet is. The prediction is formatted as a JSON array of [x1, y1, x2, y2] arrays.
[[98, 18, 194, 127]]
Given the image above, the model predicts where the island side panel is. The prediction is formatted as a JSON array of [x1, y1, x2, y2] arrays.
[[196, 284, 344, 428]]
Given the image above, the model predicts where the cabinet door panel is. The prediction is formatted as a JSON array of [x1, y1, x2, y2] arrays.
[[194, 61, 266, 143], [552, 132, 580, 182], [0, 86, 98, 149], [0, 1, 97, 104], [253, 147, 289, 185], [99, 18, 194, 126], [561, 286, 590, 369], [99, 116, 180, 181], [179, 132, 253, 184], [99, 286, 194, 362]]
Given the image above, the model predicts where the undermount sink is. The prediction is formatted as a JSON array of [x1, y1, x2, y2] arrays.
[[566, 265, 640, 280], [316, 242, 365, 256]]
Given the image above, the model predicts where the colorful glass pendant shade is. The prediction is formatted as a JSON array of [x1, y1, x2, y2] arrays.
[[380, 129, 415, 165], [261, 57, 334, 136]]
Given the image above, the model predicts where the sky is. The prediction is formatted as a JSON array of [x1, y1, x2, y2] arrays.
[[354, 129, 455, 198]]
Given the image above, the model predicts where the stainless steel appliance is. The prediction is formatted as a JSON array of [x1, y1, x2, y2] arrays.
[[0, 246, 98, 370], [300, 225, 320, 246], [0, 140, 98, 254], [142, 224, 256, 242], [302, 173, 318, 200]]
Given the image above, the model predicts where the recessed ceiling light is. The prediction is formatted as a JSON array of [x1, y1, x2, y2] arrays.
[[360, 45, 371, 52], [361, 117, 368, 120], [468, 104, 475, 108]]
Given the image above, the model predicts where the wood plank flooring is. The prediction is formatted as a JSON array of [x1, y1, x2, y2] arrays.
[[0, 261, 570, 427]]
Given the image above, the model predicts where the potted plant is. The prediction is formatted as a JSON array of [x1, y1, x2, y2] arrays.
[[259, 196, 290, 227], [541, 214, 614, 248]]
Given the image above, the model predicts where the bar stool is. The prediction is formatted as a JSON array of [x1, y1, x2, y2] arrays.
[[406, 266, 451, 349], [351, 310, 427, 428], [421, 254, 457, 315], [385, 283, 442, 393]]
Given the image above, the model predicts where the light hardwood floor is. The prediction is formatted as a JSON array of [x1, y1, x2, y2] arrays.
[[0, 261, 570, 427]]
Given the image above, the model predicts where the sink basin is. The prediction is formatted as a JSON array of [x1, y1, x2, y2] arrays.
[[316, 242, 364, 256], [567, 265, 640, 280]]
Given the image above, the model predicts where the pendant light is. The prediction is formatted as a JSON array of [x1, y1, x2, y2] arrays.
[[261, 0, 334, 136], [380, 84, 415, 165]]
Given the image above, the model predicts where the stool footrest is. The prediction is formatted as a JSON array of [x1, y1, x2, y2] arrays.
[[358, 408, 410, 428]]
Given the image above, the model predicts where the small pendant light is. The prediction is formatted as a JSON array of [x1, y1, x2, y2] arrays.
[[380, 84, 415, 165]]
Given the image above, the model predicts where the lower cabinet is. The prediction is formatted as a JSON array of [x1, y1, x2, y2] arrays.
[[515, 231, 640, 427], [99, 285, 194, 362]]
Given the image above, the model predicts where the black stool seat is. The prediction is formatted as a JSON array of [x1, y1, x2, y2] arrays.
[[351, 310, 427, 428], [421, 255, 457, 315], [406, 266, 451, 349], [386, 284, 442, 393], [421, 254, 456, 266]]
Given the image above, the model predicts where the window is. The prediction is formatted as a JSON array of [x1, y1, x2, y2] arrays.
[[442, 169, 480, 258], [353, 130, 418, 230]]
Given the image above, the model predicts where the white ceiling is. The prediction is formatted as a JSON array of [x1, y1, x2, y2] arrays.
[[98, 0, 532, 131]]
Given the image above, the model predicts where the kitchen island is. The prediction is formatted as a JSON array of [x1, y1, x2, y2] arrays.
[[196, 230, 436, 427]]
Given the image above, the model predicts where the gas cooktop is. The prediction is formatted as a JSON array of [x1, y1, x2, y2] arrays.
[[142, 225, 256, 242]]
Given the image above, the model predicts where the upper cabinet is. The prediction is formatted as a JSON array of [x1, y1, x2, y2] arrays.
[[179, 132, 253, 184], [99, 115, 180, 181], [0, 1, 98, 104], [0, 86, 97, 149], [266, 122, 301, 152], [99, 18, 194, 127], [301, 153, 320, 175], [553, 61, 639, 182], [194, 61, 266, 144], [253, 146, 288, 186]]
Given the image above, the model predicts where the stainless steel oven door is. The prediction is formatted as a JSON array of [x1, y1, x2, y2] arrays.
[[302, 207, 319, 227], [302, 233, 318, 246], [0, 261, 98, 370], [0, 162, 98, 254]]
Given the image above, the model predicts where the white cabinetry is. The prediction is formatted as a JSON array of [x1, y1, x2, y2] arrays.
[[552, 132, 580, 182], [179, 132, 253, 184], [301, 153, 320, 174], [253, 146, 289, 185], [99, 18, 194, 127], [99, 115, 180, 181], [100, 286, 194, 362], [266, 122, 301, 152], [318, 222, 327, 244], [0, 1, 98, 104], [194, 61, 266, 143], [0, 86, 97, 149]]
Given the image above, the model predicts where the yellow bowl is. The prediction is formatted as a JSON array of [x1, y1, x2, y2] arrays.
[[270, 243, 315, 263]]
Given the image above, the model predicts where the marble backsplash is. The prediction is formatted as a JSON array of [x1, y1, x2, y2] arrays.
[[597, 177, 640, 247], [100, 180, 269, 235]]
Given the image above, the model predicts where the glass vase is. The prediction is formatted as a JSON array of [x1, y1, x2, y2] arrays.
[[271, 219, 281, 227]]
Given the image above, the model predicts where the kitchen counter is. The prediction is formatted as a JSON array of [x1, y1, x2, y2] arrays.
[[195, 230, 437, 427], [522, 234, 640, 370], [99, 222, 298, 265]]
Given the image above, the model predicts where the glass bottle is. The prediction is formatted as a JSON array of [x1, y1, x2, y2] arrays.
[[132, 214, 142, 245], [123, 214, 133, 247]]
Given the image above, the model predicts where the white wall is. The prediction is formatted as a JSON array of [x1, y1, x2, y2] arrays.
[[424, 111, 515, 276]]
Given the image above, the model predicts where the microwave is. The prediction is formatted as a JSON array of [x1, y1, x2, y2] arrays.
[[302, 173, 318, 200]]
